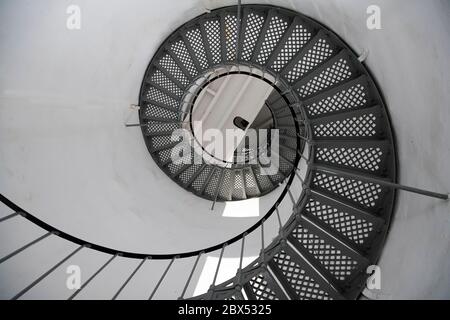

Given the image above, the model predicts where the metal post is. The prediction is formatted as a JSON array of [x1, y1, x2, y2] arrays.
[[13, 245, 84, 300], [0, 232, 51, 264], [149, 257, 176, 300], [236, 0, 242, 63], [69, 254, 118, 300], [112, 257, 148, 300], [275, 207, 282, 229], [211, 169, 225, 210], [239, 235, 245, 271], [0, 212, 19, 223], [212, 245, 226, 288], [261, 221, 265, 251], [179, 252, 203, 299], [313, 164, 449, 200]]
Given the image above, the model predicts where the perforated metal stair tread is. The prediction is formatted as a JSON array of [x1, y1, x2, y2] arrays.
[[136, 4, 397, 301]]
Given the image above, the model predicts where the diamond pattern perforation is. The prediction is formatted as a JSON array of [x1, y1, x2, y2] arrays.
[[248, 274, 279, 300], [192, 166, 212, 192], [291, 224, 358, 281], [313, 172, 383, 208], [306, 83, 368, 117], [298, 58, 352, 98], [144, 104, 178, 120], [179, 164, 203, 185], [204, 19, 222, 64], [232, 171, 246, 199], [271, 23, 311, 72], [186, 28, 209, 69], [241, 12, 265, 61], [145, 86, 179, 110], [171, 40, 198, 77], [305, 198, 374, 245], [219, 169, 233, 200], [205, 169, 221, 197], [313, 113, 377, 138], [272, 250, 331, 300], [224, 14, 238, 61], [256, 16, 288, 64], [158, 54, 189, 87], [149, 70, 184, 97], [285, 38, 334, 83], [244, 168, 259, 197], [144, 121, 179, 134], [316, 146, 383, 172]]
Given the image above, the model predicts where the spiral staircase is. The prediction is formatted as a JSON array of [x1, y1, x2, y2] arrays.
[[0, 3, 448, 300]]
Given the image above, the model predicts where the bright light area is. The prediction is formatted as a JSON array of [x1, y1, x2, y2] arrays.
[[193, 255, 258, 296], [222, 198, 260, 217]]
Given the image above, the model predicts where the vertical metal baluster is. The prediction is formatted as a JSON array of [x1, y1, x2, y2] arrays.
[[0, 212, 19, 223], [209, 244, 226, 298], [0, 232, 51, 264], [261, 221, 265, 252], [234, 233, 246, 296], [149, 257, 176, 300], [212, 245, 226, 286], [112, 257, 148, 300], [179, 252, 203, 299], [211, 169, 225, 210], [235, 0, 242, 63], [13, 245, 84, 300], [69, 253, 118, 300], [239, 234, 246, 271], [275, 207, 282, 229]]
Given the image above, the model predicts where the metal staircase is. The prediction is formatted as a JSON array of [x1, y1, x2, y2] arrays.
[[0, 4, 447, 300]]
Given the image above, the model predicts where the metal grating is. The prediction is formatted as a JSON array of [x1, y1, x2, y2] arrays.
[[315, 146, 383, 172], [285, 38, 334, 83], [291, 224, 359, 281], [306, 83, 368, 117], [145, 86, 179, 109], [186, 28, 209, 69], [144, 104, 178, 120], [248, 274, 279, 300], [271, 23, 311, 72], [298, 58, 352, 97], [150, 70, 184, 97], [273, 250, 331, 300], [305, 198, 374, 245], [158, 54, 190, 86], [241, 12, 265, 61], [204, 19, 222, 64], [256, 16, 288, 64], [224, 14, 238, 61], [313, 172, 382, 208], [171, 40, 199, 77], [313, 113, 377, 138]]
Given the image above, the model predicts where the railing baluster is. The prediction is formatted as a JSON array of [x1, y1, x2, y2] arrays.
[[209, 244, 226, 298], [275, 207, 282, 229], [0, 212, 19, 223], [69, 253, 118, 300], [0, 232, 51, 264], [13, 245, 84, 300], [239, 234, 245, 271], [261, 221, 265, 251], [179, 252, 203, 299], [112, 257, 148, 300], [149, 257, 176, 300], [235, 0, 242, 63]]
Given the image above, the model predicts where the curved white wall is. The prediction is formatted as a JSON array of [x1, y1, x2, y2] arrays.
[[0, 0, 449, 299]]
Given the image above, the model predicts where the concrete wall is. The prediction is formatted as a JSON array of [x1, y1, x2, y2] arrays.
[[0, 0, 449, 299]]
